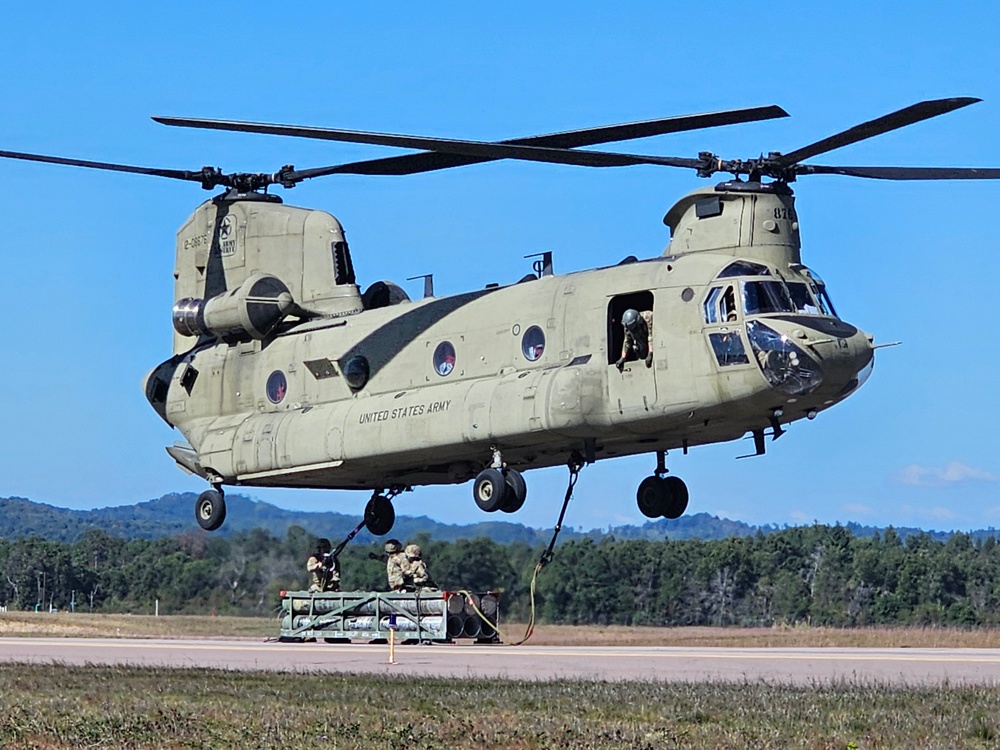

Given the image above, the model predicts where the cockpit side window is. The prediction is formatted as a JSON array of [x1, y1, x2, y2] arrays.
[[704, 285, 738, 324], [704, 285, 748, 367]]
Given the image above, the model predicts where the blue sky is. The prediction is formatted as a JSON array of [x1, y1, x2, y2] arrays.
[[1, 3, 998, 532]]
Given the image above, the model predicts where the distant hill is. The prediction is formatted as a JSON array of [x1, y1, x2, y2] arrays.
[[0, 493, 563, 545], [0, 493, 995, 545]]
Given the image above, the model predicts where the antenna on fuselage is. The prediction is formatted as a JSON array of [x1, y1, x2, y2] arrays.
[[525, 251, 553, 278], [406, 274, 434, 298]]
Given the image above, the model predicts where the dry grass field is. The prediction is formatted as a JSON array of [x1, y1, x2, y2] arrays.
[[3, 664, 1000, 749], [5, 614, 1000, 746], [4, 610, 1000, 648]]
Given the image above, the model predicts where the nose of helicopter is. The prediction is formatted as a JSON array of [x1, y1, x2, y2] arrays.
[[745, 316, 874, 406]]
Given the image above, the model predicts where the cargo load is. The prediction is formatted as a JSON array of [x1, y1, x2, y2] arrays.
[[278, 589, 500, 643]]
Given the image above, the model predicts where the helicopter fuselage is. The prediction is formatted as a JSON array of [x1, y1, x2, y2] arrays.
[[149, 182, 874, 493]]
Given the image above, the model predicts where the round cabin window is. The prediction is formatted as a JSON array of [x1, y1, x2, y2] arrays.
[[521, 326, 545, 361], [343, 356, 370, 390], [266, 370, 287, 404], [433, 341, 456, 376]]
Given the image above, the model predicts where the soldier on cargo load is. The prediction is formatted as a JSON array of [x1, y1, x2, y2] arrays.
[[403, 543, 436, 590], [384, 539, 407, 591], [306, 538, 340, 593]]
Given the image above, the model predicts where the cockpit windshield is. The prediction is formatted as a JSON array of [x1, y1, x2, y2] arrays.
[[712, 261, 839, 319], [787, 282, 821, 314], [799, 268, 838, 317], [718, 260, 771, 278], [742, 280, 795, 315]]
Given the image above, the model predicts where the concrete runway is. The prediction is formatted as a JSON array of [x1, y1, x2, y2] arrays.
[[4, 637, 1000, 684]]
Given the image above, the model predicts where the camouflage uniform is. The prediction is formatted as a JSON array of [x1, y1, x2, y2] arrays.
[[384, 539, 407, 591], [620, 309, 654, 361], [307, 538, 340, 593], [404, 544, 435, 589]]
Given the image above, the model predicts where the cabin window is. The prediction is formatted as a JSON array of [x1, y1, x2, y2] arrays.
[[266, 370, 287, 404], [343, 356, 370, 390], [607, 291, 654, 365], [521, 326, 545, 361], [703, 285, 738, 324], [433, 341, 456, 376]]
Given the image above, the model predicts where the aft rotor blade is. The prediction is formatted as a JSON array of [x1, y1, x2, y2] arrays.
[[777, 98, 981, 167], [154, 106, 788, 176], [797, 164, 1000, 180], [0, 148, 213, 183]]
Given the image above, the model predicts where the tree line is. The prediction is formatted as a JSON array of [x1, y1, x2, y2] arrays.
[[3, 524, 1000, 627]]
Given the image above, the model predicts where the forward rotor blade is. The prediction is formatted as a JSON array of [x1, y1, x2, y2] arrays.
[[0, 148, 210, 183], [154, 106, 788, 176], [777, 98, 981, 167], [797, 164, 1000, 180], [154, 119, 713, 173], [156, 106, 788, 149], [285, 150, 705, 183]]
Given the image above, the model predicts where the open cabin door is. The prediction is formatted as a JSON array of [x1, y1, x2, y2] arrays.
[[606, 291, 657, 422]]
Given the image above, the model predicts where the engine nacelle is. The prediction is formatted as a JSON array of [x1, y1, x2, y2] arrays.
[[173, 273, 294, 340]]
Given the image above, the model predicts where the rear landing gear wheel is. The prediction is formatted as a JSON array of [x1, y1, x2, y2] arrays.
[[195, 489, 226, 531], [500, 468, 527, 513], [364, 495, 395, 536], [473, 468, 506, 512]]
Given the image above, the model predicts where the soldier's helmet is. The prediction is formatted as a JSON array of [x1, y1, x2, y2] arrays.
[[316, 538, 332, 555], [622, 308, 641, 332], [385, 539, 402, 554], [405, 544, 422, 560]]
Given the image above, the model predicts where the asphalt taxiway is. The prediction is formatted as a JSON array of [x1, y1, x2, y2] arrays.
[[3, 638, 1000, 683]]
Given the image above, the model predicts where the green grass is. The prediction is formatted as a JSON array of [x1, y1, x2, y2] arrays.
[[3, 665, 1000, 748]]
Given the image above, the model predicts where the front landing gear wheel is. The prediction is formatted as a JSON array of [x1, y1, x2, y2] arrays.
[[500, 468, 527, 513], [364, 495, 395, 536], [636, 476, 666, 518], [662, 476, 689, 519], [473, 468, 506, 512], [636, 475, 690, 519], [195, 489, 226, 531]]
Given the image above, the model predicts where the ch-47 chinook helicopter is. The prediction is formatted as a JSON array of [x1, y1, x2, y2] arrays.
[[3, 97, 999, 535]]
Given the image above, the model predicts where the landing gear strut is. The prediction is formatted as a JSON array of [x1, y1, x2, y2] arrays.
[[473, 447, 528, 513], [195, 485, 226, 531], [636, 451, 688, 520]]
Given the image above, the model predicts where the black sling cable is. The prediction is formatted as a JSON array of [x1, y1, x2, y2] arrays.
[[464, 453, 584, 646]]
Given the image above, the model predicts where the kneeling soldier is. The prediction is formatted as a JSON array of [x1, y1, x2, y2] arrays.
[[404, 543, 436, 590]]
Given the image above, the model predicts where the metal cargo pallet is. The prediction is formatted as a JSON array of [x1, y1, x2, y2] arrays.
[[279, 589, 500, 643]]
